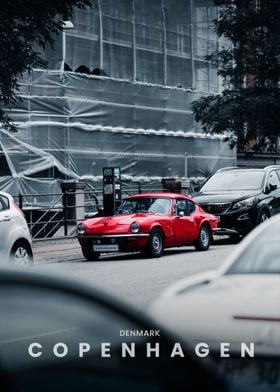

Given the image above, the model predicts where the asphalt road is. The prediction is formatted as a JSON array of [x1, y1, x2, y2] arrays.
[[36, 239, 237, 310]]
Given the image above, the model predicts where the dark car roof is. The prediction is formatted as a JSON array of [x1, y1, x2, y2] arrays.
[[127, 192, 192, 200]]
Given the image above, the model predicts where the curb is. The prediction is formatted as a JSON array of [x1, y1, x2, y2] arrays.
[[33, 237, 82, 264]]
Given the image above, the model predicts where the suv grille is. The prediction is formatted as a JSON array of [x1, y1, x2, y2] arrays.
[[200, 203, 231, 215]]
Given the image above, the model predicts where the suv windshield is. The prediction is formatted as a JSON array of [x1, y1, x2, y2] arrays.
[[201, 170, 265, 192], [118, 197, 171, 215]]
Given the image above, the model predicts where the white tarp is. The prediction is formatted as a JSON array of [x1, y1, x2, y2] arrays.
[[0, 0, 235, 197]]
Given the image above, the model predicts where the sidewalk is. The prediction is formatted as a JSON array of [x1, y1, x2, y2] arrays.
[[33, 237, 83, 264]]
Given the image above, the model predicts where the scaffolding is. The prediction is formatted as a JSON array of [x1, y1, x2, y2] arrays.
[[0, 0, 235, 196]]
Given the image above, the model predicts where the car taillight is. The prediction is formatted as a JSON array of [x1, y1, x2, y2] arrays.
[[13, 201, 25, 217]]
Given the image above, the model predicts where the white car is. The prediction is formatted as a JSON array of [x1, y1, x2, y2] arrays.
[[149, 215, 280, 391], [0, 191, 33, 265]]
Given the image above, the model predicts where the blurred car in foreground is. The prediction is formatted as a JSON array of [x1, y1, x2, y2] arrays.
[[149, 215, 280, 391], [0, 267, 224, 392], [193, 165, 280, 238], [77, 193, 219, 261], [0, 191, 33, 265]]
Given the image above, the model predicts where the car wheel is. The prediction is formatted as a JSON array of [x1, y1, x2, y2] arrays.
[[146, 229, 164, 258], [258, 210, 269, 225], [10, 242, 33, 266], [228, 233, 241, 243], [81, 247, 100, 261], [194, 224, 211, 251]]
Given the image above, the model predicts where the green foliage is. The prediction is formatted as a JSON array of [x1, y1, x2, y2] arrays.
[[192, 0, 280, 151], [0, 0, 91, 132]]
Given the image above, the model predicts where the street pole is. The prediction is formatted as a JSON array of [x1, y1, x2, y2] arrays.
[[61, 21, 74, 72], [184, 152, 188, 179], [61, 29, 66, 72]]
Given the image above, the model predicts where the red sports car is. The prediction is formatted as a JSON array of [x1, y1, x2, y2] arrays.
[[77, 192, 219, 261]]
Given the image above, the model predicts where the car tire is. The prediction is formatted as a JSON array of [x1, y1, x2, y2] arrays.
[[194, 224, 211, 251], [10, 242, 33, 266], [228, 233, 241, 243], [258, 210, 269, 225], [145, 229, 164, 258], [81, 247, 100, 261]]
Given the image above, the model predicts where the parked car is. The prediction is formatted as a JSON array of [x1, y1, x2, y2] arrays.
[[193, 165, 280, 238], [0, 267, 224, 392], [0, 191, 33, 265], [149, 214, 280, 391], [77, 192, 219, 261]]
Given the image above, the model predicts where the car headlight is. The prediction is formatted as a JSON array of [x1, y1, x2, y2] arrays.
[[77, 223, 86, 235], [232, 197, 256, 210], [130, 222, 141, 233]]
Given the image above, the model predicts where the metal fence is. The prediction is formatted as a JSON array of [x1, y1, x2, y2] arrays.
[[13, 184, 166, 240], [13, 189, 100, 240]]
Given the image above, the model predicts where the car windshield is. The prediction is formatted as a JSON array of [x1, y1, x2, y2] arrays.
[[225, 219, 280, 275], [200, 170, 265, 191], [118, 197, 171, 215]]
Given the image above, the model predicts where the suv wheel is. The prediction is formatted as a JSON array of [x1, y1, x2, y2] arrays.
[[229, 233, 241, 243], [258, 210, 269, 224], [10, 242, 33, 266]]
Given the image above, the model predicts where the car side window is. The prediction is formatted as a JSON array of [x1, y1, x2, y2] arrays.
[[187, 200, 196, 214], [174, 199, 188, 216], [0, 196, 9, 211]]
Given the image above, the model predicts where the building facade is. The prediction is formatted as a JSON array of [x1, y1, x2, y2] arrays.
[[0, 0, 235, 196]]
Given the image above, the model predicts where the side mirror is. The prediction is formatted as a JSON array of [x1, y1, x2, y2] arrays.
[[193, 184, 201, 192], [179, 211, 185, 217], [265, 183, 277, 194]]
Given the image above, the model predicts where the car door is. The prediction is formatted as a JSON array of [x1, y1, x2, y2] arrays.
[[172, 198, 197, 245], [0, 194, 13, 258], [266, 170, 280, 215]]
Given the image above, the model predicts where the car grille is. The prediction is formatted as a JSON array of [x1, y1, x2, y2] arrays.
[[200, 203, 231, 215]]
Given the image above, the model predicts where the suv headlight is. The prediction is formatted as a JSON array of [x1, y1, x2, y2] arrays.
[[77, 223, 86, 235], [130, 222, 141, 233], [232, 197, 256, 210]]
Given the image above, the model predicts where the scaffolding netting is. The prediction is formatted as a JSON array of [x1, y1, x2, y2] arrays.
[[0, 0, 235, 197]]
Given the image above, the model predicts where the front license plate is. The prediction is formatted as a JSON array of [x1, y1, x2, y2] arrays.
[[93, 244, 119, 252]]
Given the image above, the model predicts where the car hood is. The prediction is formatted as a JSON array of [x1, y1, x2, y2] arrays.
[[84, 213, 157, 233], [193, 190, 261, 204], [149, 274, 280, 355]]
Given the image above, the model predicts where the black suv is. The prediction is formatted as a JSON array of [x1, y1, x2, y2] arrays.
[[193, 165, 280, 237]]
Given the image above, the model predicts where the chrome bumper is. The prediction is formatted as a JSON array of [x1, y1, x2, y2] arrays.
[[79, 233, 150, 238]]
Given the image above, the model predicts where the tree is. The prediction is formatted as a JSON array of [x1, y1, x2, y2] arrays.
[[192, 0, 280, 152], [0, 0, 91, 132]]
